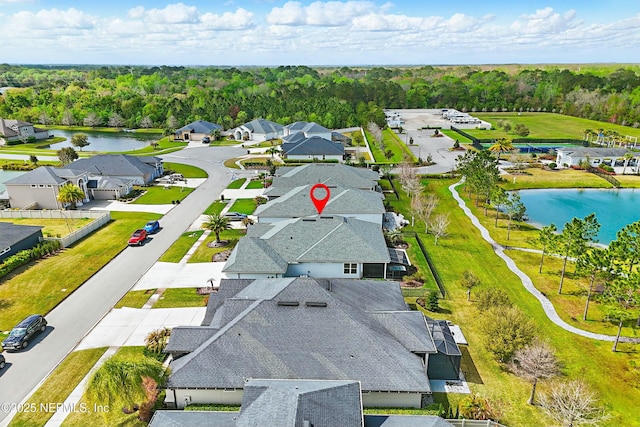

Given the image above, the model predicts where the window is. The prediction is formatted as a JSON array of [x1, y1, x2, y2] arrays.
[[343, 263, 357, 274]]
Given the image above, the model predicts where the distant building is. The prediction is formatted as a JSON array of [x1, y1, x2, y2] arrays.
[[280, 135, 345, 162], [284, 121, 332, 140], [174, 120, 222, 142], [556, 147, 639, 171], [233, 119, 284, 142], [0, 118, 49, 145]]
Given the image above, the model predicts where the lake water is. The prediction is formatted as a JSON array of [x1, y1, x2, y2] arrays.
[[46, 129, 160, 152], [518, 188, 640, 244]]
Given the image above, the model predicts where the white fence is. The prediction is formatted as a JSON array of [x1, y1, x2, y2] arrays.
[[447, 420, 508, 427], [0, 210, 111, 248]]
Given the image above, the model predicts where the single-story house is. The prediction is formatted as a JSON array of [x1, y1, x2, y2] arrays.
[[222, 215, 391, 279], [173, 120, 222, 142], [255, 184, 385, 226], [0, 118, 49, 145], [280, 135, 345, 161], [69, 154, 163, 185], [0, 223, 43, 262], [164, 277, 460, 409], [264, 163, 381, 199], [232, 119, 284, 142], [556, 147, 640, 171], [151, 378, 455, 427], [4, 166, 91, 209], [284, 121, 332, 140]]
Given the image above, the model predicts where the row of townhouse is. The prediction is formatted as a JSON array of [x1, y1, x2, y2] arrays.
[[152, 164, 463, 427]]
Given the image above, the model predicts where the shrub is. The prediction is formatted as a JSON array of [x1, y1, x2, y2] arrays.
[[481, 306, 536, 362], [548, 162, 557, 169], [475, 288, 512, 310], [426, 290, 440, 311], [458, 394, 501, 421], [0, 240, 62, 279]]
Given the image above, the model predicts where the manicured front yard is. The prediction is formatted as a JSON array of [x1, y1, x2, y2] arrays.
[[0, 217, 92, 237], [153, 288, 208, 308], [226, 178, 246, 189], [188, 228, 244, 263], [162, 162, 208, 178], [131, 186, 193, 204], [0, 211, 161, 334], [228, 198, 257, 215], [203, 201, 225, 216], [8, 347, 108, 427], [158, 230, 204, 263], [115, 289, 157, 309]]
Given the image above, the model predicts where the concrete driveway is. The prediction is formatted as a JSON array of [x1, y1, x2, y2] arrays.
[[132, 262, 225, 290]]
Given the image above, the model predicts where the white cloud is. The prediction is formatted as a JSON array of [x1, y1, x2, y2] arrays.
[[127, 6, 145, 19], [201, 8, 255, 30], [10, 8, 95, 30], [266, 1, 375, 26], [143, 3, 199, 24]]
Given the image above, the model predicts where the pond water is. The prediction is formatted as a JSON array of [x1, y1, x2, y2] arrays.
[[518, 188, 640, 244], [0, 170, 26, 197], [46, 129, 160, 152]]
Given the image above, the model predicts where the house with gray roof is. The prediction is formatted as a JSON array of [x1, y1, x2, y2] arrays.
[[164, 277, 451, 410], [174, 120, 222, 142], [556, 147, 639, 171], [0, 223, 43, 262], [281, 136, 345, 161], [69, 154, 163, 185], [0, 118, 49, 145], [265, 163, 380, 199], [3, 166, 91, 209], [255, 184, 385, 225], [222, 215, 390, 279], [233, 119, 284, 142], [284, 121, 332, 140], [151, 378, 455, 427]]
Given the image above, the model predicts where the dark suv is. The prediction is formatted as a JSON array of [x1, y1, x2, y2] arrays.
[[1, 315, 47, 351], [0, 354, 5, 369]]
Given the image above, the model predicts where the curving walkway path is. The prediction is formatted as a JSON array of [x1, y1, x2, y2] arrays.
[[449, 180, 640, 344]]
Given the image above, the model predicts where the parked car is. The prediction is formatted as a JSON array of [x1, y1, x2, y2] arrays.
[[0, 353, 5, 369], [144, 220, 160, 234], [1, 315, 47, 351], [202, 136, 211, 144], [128, 229, 148, 246], [224, 212, 248, 221]]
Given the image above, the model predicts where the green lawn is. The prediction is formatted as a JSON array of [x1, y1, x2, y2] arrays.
[[62, 347, 155, 427], [0, 211, 161, 335], [472, 112, 640, 140], [246, 179, 266, 189], [389, 177, 640, 426], [365, 128, 417, 163], [153, 288, 208, 308], [227, 178, 246, 189], [163, 162, 208, 178], [228, 198, 257, 214], [441, 129, 473, 143], [0, 217, 92, 238], [114, 289, 156, 309], [8, 348, 109, 427], [203, 201, 226, 216], [188, 228, 244, 263], [131, 186, 193, 204], [158, 230, 204, 262], [502, 167, 616, 190], [117, 136, 186, 156]]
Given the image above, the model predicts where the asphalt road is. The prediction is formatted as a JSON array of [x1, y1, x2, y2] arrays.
[[0, 146, 246, 424]]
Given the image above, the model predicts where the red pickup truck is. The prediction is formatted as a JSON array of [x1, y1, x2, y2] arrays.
[[128, 229, 148, 246]]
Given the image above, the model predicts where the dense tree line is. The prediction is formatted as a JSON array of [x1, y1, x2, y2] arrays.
[[1, 64, 640, 131]]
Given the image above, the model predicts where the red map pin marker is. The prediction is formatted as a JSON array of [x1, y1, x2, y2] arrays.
[[310, 183, 330, 214]]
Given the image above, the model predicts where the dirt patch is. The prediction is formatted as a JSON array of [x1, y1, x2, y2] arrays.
[[207, 240, 229, 248], [212, 249, 232, 262], [401, 280, 423, 288]]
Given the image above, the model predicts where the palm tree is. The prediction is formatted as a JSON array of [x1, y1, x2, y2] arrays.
[[201, 213, 230, 243], [57, 183, 85, 209], [266, 145, 280, 158], [145, 327, 171, 356], [488, 138, 514, 161], [87, 357, 167, 414]]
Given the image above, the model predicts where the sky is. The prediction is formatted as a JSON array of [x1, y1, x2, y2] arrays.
[[1, 0, 639, 66]]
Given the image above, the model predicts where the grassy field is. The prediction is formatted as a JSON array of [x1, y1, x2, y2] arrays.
[[472, 112, 640, 140], [153, 288, 208, 308], [246, 179, 266, 189], [501, 167, 615, 190], [0, 217, 92, 237], [8, 348, 108, 427], [203, 201, 226, 216], [188, 228, 244, 263], [162, 162, 208, 178], [0, 211, 161, 335], [388, 177, 640, 426], [228, 198, 257, 215], [365, 128, 417, 163], [62, 347, 155, 427], [131, 186, 193, 204], [158, 230, 204, 263]]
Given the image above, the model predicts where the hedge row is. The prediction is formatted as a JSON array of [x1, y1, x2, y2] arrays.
[[0, 240, 62, 279], [282, 158, 340, 164]]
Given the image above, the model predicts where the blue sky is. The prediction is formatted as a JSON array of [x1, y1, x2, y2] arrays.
[[1, 1, 639, 66]]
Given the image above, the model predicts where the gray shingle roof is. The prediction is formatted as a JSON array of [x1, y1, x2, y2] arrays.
[[164, 326, 219, 354], [285, 121, 331, 135], [255, 185, 384, 219], [0, 222, 43, 248], [149, 410, 237, 427], [281, 136, 345, 156], [175, 120, 222, 134], [222, 216, 389, 274], [237, 379, 362, 427], [265, 164, 379, 197], [241, 119, 284, 134], [325, 279, 408, 312], [370, 312, 436, 354], [167, 277, 431, 393], [4, 166, 68, 186], [69, 154, 157, 178]]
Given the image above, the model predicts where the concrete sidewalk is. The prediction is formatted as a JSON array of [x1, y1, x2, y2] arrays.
[[131, 261, 224, 290]]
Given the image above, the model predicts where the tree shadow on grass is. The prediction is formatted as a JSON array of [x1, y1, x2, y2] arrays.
[[459, 346, 483, 385]]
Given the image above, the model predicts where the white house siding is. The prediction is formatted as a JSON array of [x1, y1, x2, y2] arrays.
[[287, 154, 343, 162], [361, 392, 423, 408], [285, 262, 361, 278], [171, 389, 243, 409], [7, 184, 60, 209]]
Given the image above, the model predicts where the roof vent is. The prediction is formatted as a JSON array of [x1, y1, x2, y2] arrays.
[[305, 301, 327, 307], [302, 218, 316, 222], [277, 301, 299, 306]]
